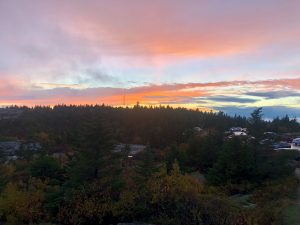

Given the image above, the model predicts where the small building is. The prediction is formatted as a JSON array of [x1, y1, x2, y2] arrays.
[[113, 144, 146, 157], [230, 127, 243, 132], [225, 127, 249, 139], [233, 131, 247, 136]]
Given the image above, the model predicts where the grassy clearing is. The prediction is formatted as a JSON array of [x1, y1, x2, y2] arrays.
[[283, 203, 300, 225], [284, 168, 300, 225]]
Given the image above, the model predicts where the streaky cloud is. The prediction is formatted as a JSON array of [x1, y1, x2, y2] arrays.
[[245, 90, 300, 99], [201, 96, 258, 103]]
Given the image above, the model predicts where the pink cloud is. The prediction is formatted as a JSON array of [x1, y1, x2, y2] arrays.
[[3, 0, 300, 59]]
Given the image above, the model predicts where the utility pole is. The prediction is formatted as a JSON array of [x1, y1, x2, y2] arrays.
[[123, 88, 126, 106]]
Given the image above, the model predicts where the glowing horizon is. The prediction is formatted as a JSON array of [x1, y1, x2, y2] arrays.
[[1, 0, 300, 118]]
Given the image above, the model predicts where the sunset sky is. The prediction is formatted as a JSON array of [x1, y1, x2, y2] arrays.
[[1, 0, 300, 118]]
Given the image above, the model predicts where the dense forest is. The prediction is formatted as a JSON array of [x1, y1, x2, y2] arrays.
[[0, 105, 299, 225]]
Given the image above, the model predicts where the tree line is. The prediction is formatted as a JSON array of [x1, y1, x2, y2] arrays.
[[0, 105, 298, 224]]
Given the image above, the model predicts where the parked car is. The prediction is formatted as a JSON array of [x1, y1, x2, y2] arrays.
[[292, 138, 300, 146], [273, 141, 291, 149]]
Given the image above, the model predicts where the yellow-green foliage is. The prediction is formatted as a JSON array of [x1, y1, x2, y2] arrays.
[[58, 182, 114, 225], [148, 163, 204, 225], [0, 178, 47, 225], [150, 162, 204, 204], [245, 176, 298, 225]]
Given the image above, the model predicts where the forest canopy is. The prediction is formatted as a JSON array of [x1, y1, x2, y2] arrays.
[[0, 105, 299, 225]]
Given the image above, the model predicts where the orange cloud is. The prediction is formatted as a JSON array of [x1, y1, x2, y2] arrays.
[[1, 78, 299, 108]]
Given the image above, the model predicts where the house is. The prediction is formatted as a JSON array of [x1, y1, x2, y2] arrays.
[[225, 127, 255, 142], [233, 131, 247, 136], [225, 127, 247, 138], [129, 144, 147, 156], [225, 127, 250, 139]]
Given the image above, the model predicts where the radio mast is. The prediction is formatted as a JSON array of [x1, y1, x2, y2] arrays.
[[123, 88, 126, 106]]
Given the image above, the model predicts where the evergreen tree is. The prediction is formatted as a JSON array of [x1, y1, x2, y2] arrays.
[[165, 145, 186, 173], [134, 146, 157, 186], [249, 107, 264, 138], [67, 115, 122, 189], [207, 138, 256, 185]]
